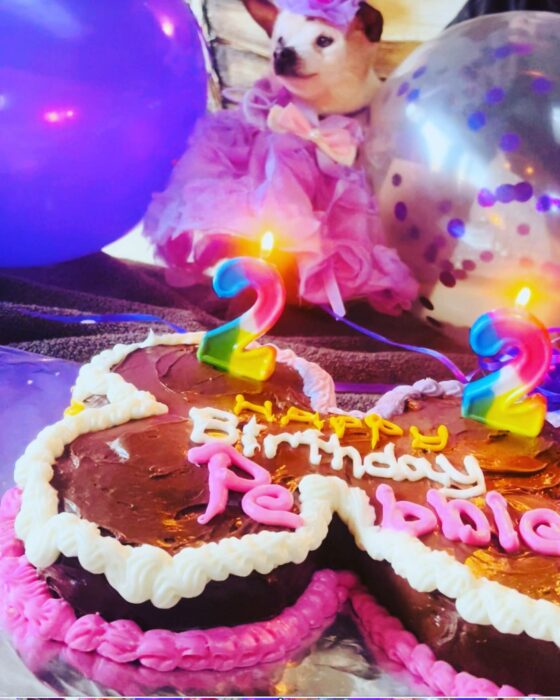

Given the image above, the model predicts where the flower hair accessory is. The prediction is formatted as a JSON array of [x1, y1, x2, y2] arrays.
[[274, 0, 362, 28]]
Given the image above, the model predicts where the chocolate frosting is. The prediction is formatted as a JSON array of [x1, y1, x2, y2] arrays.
[[52, 346, 311, 554], [113, 344, 312, 415], [39, 342, 560, 692], [50, 345, 560, 605]]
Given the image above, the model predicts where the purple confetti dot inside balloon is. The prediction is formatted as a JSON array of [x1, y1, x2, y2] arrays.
[[513, 43, 533, 55], [438, 200, 453, 214], [514, 182, 533, 202], [408, 226, 421, 240], [517, 223, 530, 236], [500, 133, 520, 152], [440, 259, 454, 271], [439, 270, 456, 288], [392, 173, 402, 186], [486, 87, 505, 104], [480, 251, 494, 262], [496, 184, 515, 204], [454, 269, 467, 281], [533, 77, 553, 93], [478, 188, 496, 207], [468, 111, 486, 131], [494, 44, 512, 59], [447, 219, 465, 238], [462, 259, 476, 271], [397, 82, 410, 96], [394, 201, 408, 221], [537, 195, 552, 212], [407, 88, 420, 102], [413, 65, 427, 79]]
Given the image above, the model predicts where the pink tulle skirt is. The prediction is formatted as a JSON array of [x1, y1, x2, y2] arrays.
[[143, 77, 418, 315]]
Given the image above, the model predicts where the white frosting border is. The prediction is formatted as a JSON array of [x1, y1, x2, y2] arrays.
[[13, 338, 560, 649], [70, 330, 336, 413]]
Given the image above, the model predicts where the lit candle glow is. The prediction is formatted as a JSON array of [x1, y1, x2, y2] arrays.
[[515, 286, 532, 308], [260, 231, 275, 259]]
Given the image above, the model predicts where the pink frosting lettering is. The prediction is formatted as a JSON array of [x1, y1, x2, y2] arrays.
[[427, 489, 491, 547], [242, 484, 303, 530], [519, 507, 560, 556], [376, 484, 437, 537], [187, 443, 271, 524], [485, 491, 520, 553]]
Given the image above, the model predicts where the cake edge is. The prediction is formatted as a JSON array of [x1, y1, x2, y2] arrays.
[[70, 330, 337, 413], [0, 487, 525, 695], [10, 335, 560, 649]]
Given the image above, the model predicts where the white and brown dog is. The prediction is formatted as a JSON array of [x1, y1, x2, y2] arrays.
[[144, 0, 418, 317], [242, 0, 384, 115]]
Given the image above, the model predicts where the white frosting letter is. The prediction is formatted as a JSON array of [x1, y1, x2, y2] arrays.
[[189, 407, 240, 445]]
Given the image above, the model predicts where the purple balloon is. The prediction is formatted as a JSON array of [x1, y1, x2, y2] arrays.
[[0, 0, 207, 268]]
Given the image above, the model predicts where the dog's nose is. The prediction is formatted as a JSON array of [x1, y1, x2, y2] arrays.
[[274, 46, 297, 76]]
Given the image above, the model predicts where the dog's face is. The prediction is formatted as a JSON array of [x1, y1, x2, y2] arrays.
[[272, 12, 348, 82], [242, 0, 383, 114]]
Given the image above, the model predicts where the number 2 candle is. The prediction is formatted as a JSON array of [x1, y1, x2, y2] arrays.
[[197, 256, 286, 382], [462, 291, 552, 437]]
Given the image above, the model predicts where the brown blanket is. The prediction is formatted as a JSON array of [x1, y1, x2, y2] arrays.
[[0, 253, 475, 412]]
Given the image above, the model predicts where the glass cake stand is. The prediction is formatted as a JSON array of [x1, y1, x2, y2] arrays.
[[0, 617, 426, 696]]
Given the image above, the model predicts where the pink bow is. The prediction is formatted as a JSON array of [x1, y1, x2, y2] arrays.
[[267, 103, 358, 167]]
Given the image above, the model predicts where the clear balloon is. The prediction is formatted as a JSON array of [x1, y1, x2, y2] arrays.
[[0, 0, 207, 268], [366, 12, 560, 340]]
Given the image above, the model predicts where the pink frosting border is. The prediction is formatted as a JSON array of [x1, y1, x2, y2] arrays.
[[0, 488, 526, 694], [352, 590, 524, 697], [0, 489, 348, 673]]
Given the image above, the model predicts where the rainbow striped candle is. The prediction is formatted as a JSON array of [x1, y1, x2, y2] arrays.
[[462, 303, 552, 437], [197, 256, 286, 382]]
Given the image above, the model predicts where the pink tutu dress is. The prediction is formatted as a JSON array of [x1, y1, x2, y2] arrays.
[[143, 76, 418, 315]]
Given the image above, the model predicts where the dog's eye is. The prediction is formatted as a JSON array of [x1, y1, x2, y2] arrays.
[[316, 35, 334, 48]]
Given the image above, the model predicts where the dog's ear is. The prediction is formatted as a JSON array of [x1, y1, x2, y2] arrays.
[[355, 1, 383, 42], [241, 0, 279, 36]]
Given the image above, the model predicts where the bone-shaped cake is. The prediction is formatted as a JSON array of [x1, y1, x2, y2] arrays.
[[9, 332, 560, 694]]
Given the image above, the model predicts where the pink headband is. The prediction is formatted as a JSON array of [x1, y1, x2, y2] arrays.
[[274, 0, 362, 28]]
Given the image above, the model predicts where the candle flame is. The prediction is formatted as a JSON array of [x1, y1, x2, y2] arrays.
[[515, 286, 532, 309], [260, 231, 275, 258]]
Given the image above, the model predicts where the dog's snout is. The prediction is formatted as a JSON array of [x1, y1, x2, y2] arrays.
[[274, 46, 298, 76]]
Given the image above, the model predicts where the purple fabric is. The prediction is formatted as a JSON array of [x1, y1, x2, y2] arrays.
[[144, 77, 418, 316], [274, 0, 361, 27]]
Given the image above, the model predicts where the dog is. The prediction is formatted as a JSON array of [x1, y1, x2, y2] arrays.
[[242, 0, 384, 115], [143, 0, 418, 317]]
